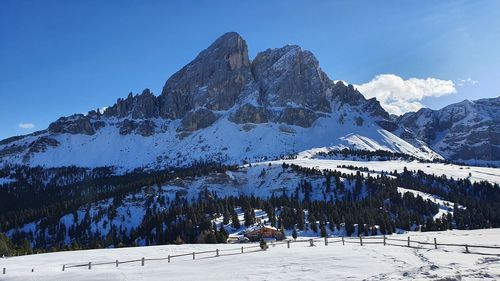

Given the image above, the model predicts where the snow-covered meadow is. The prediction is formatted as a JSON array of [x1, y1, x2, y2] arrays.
[[271, 157, 500, 184], [1, 229, 500, 280]]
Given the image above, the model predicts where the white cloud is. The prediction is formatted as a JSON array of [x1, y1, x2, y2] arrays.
[[18, 123, 35, 129], [355, 74, 456, 115], [457, 77, 478, 86]]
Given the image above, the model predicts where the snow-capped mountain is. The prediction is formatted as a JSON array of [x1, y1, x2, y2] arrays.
[[0, 32, 442, 169], [397, 97, 499, 166]]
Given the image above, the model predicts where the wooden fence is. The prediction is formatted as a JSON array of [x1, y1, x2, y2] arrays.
[[3, 235, 500, 275]]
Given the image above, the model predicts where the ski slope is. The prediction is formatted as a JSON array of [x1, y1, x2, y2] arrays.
[[1, 229, 499, 280]]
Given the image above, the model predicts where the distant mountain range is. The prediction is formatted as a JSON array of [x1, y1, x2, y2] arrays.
[[0, 32, 498, 168]]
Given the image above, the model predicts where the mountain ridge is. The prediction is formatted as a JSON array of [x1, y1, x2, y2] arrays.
[[0, 32, 497, 168]]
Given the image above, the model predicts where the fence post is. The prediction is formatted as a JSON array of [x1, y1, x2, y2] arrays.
[[62, 265, 65, 271], [216, 249, 219, 257], [116, 260, 119, 267], [88, 262, 92, 270], [309, 239, 313, 247], [241, 246, 244, 253], [325, 237, 328, 246], [465, 245, 469, 253], [359, 235, 363, 246], [168, 255, 170, 263], [3, 267, 6, 274], [342, 236, 345, 245], [287, 240, 290, 248], [141, 257, 145, 266], [193, 252, 195, 260], [383, 235, 386, 246], [434, 238, 438, 249], [407, 236, 410, 247]]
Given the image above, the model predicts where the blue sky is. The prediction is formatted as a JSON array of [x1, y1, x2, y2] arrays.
[[1, 0, 499, 139]]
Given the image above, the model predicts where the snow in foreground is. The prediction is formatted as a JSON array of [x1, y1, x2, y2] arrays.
[[1, 229, 500, 280]]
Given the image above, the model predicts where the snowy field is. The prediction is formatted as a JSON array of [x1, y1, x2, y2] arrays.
[[271, 158, 500, 184], [1, 229, 500, 281]]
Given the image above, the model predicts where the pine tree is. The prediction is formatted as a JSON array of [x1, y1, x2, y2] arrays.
[[231, 211, 241, 229]]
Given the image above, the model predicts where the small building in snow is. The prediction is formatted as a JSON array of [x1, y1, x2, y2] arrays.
[[244, 225, 285, 242]]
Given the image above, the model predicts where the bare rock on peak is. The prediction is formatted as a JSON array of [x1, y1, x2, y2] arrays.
[[252, 45, 332, 113], [160, 32, 254, 119]]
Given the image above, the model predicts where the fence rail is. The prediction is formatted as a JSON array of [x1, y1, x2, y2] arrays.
[[3, 235, 500, 275]]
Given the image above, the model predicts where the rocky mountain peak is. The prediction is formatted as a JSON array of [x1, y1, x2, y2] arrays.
[[208, 32, 250, 70], [251, 45, 332, 113], [158, 32, 253, 119]]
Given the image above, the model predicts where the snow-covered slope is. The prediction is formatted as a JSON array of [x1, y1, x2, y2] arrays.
[[2, 229, 500, 281], [272, 157, 500, 184], [0, 111, 439, 169]]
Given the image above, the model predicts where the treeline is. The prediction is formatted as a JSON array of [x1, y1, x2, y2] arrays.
[[314, 148, 449, 163], [3, 164, 451, 253], [395, 167, 500, 229], [0, 162, 238, 231], [1, 161, 499, 255]]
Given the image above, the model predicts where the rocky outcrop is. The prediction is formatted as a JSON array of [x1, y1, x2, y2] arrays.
[[229, 103, 268, 124], [331, 82, 366, 107], [252, 45, 331, 112], [137, 120, 156, 136], [104, 89, 159, 119], [119, 119, 137, 135], [118, 119, 156, 136], [278, 107, 318, 128], [159, 32, 254, 119], [362, 98, 390, 120], [27, 137, 60, 153], [178, 108, 218, 132], [48, 115, 95, 135]]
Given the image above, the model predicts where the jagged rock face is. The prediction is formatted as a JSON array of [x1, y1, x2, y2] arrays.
[[278, 107, 318, 128], [48, 115, 95, 135], [361, 98, 390, 120], [252, 45, 331, 112], [104, 89, 159, 119], [159, 32, 254, 119], [178, 108, 218, 132], [399, 98, 500, 162], [229, 103, 268, 124]]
